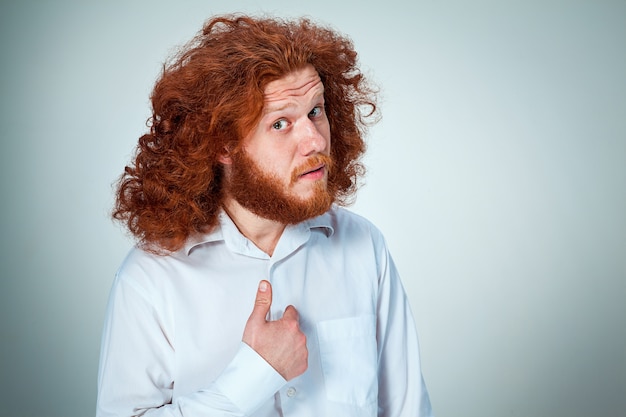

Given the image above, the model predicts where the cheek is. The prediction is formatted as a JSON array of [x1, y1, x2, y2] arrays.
[[322, 119, 332, 149], [261, 149, 296, 177]]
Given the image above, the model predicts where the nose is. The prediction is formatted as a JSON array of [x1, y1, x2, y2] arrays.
[[298, 118, 328, 156]]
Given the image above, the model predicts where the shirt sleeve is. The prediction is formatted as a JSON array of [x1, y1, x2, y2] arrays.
[[96, 272, 286, 417], [375, 243, 434, 417]]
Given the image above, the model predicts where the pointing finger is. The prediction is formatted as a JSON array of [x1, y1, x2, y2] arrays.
[[282, 305, 299, 321]]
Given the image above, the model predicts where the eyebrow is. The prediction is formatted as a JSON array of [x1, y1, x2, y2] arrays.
[[263, 90, 325, 115]]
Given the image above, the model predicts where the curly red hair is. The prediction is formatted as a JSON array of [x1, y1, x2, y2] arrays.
[[113, 14, 378, 252]]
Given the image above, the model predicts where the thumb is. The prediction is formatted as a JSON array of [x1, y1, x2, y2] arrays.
[[248, 280, 272, 323]]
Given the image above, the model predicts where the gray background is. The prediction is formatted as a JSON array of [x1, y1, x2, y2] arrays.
[[1, 0, 624, 416]]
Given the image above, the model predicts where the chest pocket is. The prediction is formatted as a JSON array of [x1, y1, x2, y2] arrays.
[[316, 315, 378, 407]]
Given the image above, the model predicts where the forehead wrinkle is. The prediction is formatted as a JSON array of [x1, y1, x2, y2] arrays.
[[263, 65, 324, 109], [263, 86, 324, 114], [265, 76, 321, 98]]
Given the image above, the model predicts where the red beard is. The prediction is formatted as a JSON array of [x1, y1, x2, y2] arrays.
[[227, 151, 334, 224]]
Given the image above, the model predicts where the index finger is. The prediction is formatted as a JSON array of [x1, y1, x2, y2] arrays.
[[282, 305, 299, 321]]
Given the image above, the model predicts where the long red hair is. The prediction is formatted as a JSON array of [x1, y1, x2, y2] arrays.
[[113, 15, 378, 252]]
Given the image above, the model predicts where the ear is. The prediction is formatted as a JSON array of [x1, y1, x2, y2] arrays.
[[218, 147, 233, 165], [218, 154, 232, 165]]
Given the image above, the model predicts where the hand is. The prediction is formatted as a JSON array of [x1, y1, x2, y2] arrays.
[[242, 280, 308, 381]]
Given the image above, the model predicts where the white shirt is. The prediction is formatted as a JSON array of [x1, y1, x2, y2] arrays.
[[97, 206, 433, 417]]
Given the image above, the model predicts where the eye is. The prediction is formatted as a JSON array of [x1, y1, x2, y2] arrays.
[[309, 106, 323, 118], [272, 119, 288, 130]]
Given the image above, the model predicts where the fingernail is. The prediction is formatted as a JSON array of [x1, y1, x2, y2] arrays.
[[259, 281, 268, 292]]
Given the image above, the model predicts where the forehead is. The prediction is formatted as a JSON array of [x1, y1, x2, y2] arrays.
[[263, 65, 324, 108]]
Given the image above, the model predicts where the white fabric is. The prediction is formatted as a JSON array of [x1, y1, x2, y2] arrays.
[[96, 206, 433, 416]]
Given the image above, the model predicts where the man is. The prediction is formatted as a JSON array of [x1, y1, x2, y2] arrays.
[[97, 14, 433, 417]]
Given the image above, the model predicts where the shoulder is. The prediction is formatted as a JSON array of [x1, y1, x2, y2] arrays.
[[324, 206, 388, 249], [323, 207, 394, 282], [118, 246, 175, 277], [112, 246, 186, 301], [328, 206, 384, 237]]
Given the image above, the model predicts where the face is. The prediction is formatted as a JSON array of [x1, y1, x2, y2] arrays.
[[225, 65, 334, 223]]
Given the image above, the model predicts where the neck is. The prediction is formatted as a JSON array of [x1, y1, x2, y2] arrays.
[[222, 196, 286, 256]]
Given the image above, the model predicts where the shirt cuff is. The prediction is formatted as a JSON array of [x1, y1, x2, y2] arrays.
[[214, 342, 287, 415]]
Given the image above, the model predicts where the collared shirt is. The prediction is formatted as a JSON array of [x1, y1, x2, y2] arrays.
[[96, 206, 433, 417]]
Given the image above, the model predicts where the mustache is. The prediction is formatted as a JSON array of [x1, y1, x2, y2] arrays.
[[290, 154, 334, 184]]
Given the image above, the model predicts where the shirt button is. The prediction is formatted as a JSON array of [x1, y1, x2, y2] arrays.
[[286, 387, 297, 397]]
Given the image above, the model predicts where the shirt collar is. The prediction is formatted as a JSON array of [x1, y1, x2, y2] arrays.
[[184, 208, 335, 256]]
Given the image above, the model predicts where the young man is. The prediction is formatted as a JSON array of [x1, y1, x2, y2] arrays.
[[97, 15, 433, 417]]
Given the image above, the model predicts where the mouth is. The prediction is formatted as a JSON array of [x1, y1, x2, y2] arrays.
[[290, 155, 333, 185], [300, 164, 325, 177], [294, 163, 327, 183]]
